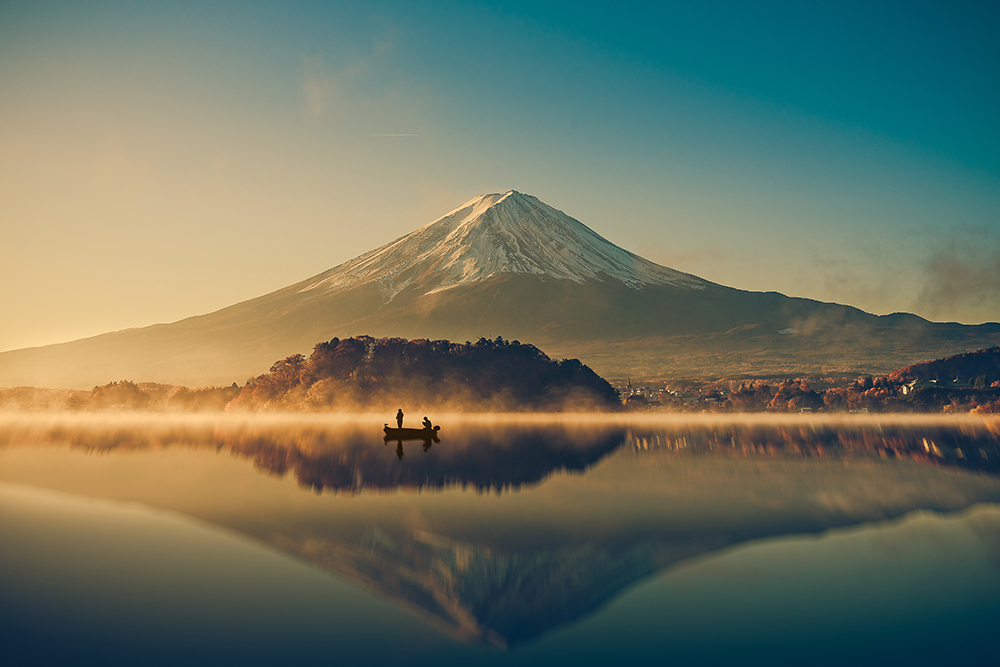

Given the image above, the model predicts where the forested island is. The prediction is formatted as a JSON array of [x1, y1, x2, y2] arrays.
[[228, 335, 620, 412]]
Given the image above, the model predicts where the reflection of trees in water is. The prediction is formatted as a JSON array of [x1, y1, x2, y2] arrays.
[[4, 418, 999, 487], [3, 419, 1000, 491], [0, 419, 221, 452], [0, 419, 627, 494], [625, 423, 1000, 475], [222, 425, 628, 494]]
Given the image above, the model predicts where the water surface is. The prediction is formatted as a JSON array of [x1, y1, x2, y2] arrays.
[[1, 414, 998, 665]]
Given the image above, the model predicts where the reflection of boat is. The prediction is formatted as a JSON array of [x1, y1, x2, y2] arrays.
[[384, 425, 440, 440]]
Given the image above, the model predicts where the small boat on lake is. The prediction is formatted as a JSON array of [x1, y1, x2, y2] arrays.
[[384, 424, 440, 441]]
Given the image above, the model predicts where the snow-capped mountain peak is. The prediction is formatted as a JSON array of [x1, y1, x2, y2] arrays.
[[298, 191, 705, 300]]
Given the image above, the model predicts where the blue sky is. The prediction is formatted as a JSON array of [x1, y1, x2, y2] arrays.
[[1, 0, 998, 351]]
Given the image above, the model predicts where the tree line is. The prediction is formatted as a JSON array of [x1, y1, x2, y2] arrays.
[[627, 347, 1000, 414], [0, 381, 240, 412]]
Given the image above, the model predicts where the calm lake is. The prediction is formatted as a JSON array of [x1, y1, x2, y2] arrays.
[[1, 413, 999, 666]]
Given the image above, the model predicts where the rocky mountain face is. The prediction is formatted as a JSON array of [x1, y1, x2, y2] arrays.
[[2, 191, 999, 388]]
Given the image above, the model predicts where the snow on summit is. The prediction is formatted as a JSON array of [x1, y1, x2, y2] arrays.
[[299, 191, 706, 300]]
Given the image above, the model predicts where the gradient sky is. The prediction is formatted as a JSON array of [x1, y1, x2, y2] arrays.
[[2, 0, 998, 352]]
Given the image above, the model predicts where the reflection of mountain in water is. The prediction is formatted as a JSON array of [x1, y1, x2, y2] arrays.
[[267, 522, 727, 647], [4, 417, 1000, 647], [230, 420, 1000, 646], [210, 421, 1000, 645]]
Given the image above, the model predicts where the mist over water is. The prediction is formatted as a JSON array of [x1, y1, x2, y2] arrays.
[[1, 413, 999, 665]]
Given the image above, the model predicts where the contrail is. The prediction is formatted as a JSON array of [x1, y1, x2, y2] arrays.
[[374, 133, 419, 136]]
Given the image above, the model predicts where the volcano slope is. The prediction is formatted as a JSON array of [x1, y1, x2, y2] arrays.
[[2, 191, 998, 388]]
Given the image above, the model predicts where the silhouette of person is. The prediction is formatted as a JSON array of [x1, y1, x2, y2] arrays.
[[396, 408, 404, 429], [422, 416, 432, 430]]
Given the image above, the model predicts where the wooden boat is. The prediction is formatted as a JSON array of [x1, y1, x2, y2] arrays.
[[383, 424, 440, 440]]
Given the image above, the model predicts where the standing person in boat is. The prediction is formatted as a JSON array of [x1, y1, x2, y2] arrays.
[[422, 416, 432, 431], [396, 408, 404, 429]]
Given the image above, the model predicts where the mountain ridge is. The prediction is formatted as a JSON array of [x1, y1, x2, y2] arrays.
[[1, 191, 999, 388]]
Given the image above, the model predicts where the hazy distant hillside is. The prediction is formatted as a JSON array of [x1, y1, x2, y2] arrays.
[[0, 381, 239, 412], [2, 191, 998, 388]]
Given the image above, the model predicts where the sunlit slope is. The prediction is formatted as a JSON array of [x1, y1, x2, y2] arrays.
[[2, 191, 999, 387], [4, 273, 997, 388]]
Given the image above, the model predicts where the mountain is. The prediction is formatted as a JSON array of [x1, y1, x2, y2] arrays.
[[299, 190, 706, 297], [2, 191, 999, 388]]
